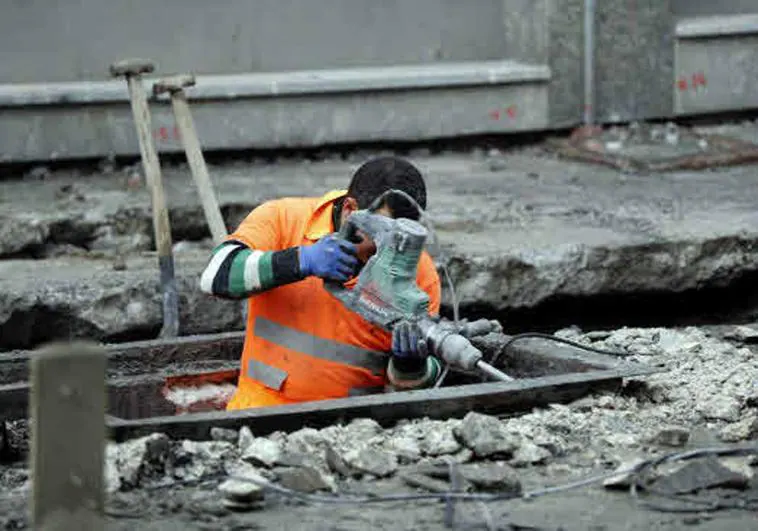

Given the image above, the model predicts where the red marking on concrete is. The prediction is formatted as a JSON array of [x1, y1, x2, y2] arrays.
[[489, 106, 518, 121], [692, 72, 707, 88], [154, 126, 182, 141], [677, 73, 707, 92]]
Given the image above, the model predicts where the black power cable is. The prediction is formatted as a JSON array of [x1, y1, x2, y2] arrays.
[[488, 332, 634, 368]]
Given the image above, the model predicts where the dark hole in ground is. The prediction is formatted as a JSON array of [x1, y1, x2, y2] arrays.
[[5, 270, 758, 351], [448, 269, 758, 335]]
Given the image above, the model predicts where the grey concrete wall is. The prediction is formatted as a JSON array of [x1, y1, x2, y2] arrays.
[[672, 0, 758, 18], [594, 0, 675, 123], [1, 0, 512, 83]]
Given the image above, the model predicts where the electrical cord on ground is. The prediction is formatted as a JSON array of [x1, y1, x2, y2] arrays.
[[488, 332, 634, 368]]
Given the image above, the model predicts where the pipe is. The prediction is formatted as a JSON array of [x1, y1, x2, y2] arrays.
[[583, 0, 596, 124]]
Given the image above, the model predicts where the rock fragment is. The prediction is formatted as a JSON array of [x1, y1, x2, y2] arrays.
[[649, 457, 752, 494], [510, 440, 551, 467], [241, 437, 282, 468], [174, 440, 236, 480], [418, 420, 462, 457], [718, 414, 758, 443], [345, 418, 384, 444], [210, 427, 238, 444], [651, 427, 690, 447], [386, 435, 422, 464], [325, 445, 352, 477], [698, 396, 742, 422], [218, 467, 266, 512], [277, 466, 336, 493], [343, 447, 398, 478], [454, 412, 519, 458], [115, 433, 170, 489], [723, 325, 758, 343], [457, 463, 522, 494], [237, 426, 255, 452]]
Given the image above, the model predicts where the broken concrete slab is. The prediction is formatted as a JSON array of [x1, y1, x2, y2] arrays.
[[0, 252, 244, 349], [5, 150, 758, 347]]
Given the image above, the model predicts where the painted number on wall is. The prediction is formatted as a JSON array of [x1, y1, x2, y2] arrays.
[[677, 72, 707, 92], [154, 126, 182, 141], [489, 105, 518, 121]]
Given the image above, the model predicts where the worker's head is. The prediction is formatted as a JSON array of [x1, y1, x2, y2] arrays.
[[341, 156, 427, 225], [340, 156, 427, 263]]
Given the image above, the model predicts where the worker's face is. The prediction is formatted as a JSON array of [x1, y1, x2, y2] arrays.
[[340, 197, 392, 264]]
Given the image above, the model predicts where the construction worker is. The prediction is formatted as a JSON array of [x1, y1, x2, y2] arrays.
[[200, 156, 442, 410]]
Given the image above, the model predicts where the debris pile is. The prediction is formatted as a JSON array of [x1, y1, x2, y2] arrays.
[[0, 324, 756, 528], [88, 326, 756, 503]]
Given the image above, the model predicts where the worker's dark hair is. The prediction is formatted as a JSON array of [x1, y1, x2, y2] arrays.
[[346, 156, 427, 220]]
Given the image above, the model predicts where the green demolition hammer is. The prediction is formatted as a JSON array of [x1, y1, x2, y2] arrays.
[[323, 205, 513, 382]]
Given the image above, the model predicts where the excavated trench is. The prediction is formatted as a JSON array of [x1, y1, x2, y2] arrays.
[[3, 266, 758, 350], [462, 269, 758, 335]]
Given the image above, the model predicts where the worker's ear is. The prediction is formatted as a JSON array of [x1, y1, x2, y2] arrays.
[[340, 196, 359, 225]]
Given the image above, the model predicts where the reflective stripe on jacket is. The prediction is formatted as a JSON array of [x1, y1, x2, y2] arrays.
[[224, 190, 441, 410]]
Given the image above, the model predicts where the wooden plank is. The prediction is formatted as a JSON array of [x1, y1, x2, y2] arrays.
[[30, 341, 106, 530], [107, 366, 658, 443]]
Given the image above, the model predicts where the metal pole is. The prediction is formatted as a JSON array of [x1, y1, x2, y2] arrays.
[[583, 0, 596, 124], [476, 360, 514, 382]]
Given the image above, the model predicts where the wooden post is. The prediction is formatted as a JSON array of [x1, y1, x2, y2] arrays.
[[30, 341, 106, 530]]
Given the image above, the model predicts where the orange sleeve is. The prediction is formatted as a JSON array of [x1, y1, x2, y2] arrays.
[[226, 200, 285, 251], [417, 252, 442, 317]]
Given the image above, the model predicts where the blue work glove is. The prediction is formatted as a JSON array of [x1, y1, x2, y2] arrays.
[[391, 320, 428, 360], [299, 234, 359, 282]]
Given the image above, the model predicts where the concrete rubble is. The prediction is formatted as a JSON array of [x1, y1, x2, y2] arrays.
[[5, 325, 750, 504], [6, 324, 751, 528]]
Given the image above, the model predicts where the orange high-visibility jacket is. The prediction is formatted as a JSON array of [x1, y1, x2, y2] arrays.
[[225, 190, 441, 410]]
